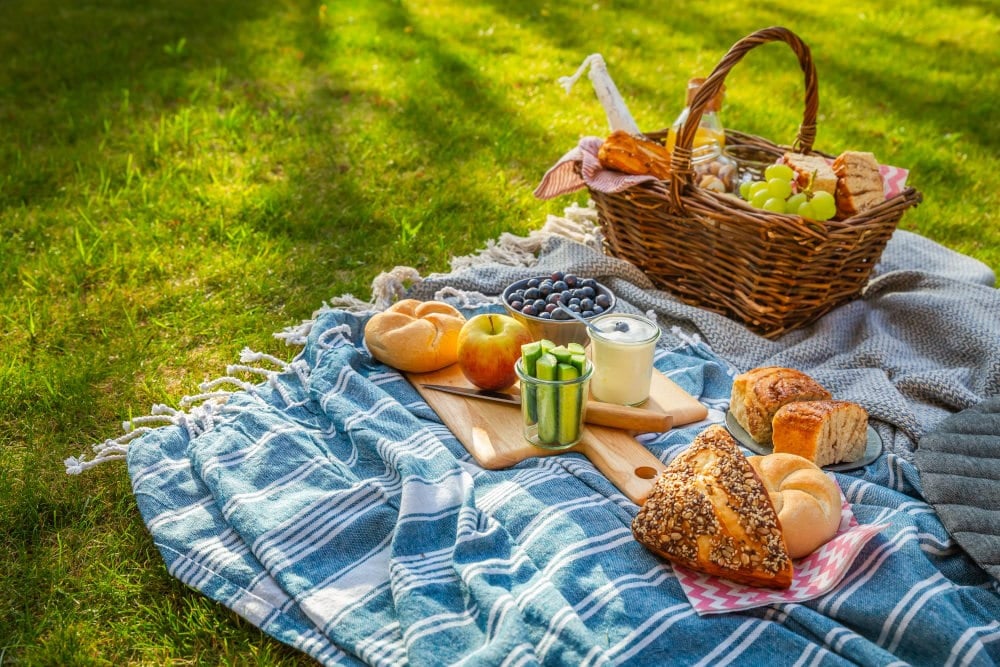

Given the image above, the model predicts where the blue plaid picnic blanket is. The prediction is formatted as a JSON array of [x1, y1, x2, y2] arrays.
[[121, 297, 1000, 666]]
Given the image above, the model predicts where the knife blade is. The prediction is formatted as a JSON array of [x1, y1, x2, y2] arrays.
[[420, 384, 672, 433]]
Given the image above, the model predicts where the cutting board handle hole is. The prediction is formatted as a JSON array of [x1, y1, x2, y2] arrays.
[[634, 466, 659, 480]]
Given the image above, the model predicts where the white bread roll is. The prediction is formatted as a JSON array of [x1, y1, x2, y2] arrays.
[[748, 453, 842, 559], [363, 299, 466, 373], [632, 424, 794, 589], [772, 400, 869, 467], [730, 367, 832, 445]]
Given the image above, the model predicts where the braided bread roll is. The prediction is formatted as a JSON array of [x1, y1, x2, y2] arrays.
[[748, 453, 842, 559]]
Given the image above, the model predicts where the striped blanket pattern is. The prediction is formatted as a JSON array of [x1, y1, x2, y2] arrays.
[[125, 300, 1000, 666]]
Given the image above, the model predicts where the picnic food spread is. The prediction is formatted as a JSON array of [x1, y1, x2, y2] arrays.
[[632, 424, 795, 589], [362, 265, 875, 591], [363, 299, 466, 373]]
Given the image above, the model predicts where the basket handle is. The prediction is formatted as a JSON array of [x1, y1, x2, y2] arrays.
[[669, 26, 819, 203]]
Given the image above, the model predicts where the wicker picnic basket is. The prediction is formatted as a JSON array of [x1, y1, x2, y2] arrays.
[[589, 27, 922, 338]]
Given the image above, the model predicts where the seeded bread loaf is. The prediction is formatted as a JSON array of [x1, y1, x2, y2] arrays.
[[772, 400, 869, 467], [730, 367, 832, 446], [832, 150, 884, 218], [748, 453, 842, 559], [632, 424, 794, 589]]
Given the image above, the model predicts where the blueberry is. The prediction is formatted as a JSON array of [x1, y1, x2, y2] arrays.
[[522, 305, 537, 316], [527, 278, 540, 288], [580, 298, 594, 311], [510, 300, 523, 311], [524, 287, 540, 300], [581, 310, 595, 318], [533, 299, 546, 311], [539, 283, 552, 297], [580, 286, 596, 299], [595, 294, 611, 309], [539, 311, 552, 319], [564, 274, 578, 288], [592, 305, 604, 315], [550, 271, 565, 282], [552, 280, 568, 292]]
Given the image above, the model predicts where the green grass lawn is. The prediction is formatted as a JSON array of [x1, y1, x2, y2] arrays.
[[1, 0, 997, 663]]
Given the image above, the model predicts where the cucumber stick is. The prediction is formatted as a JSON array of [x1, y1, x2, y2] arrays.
[[520, 341, 543, 425], [556, 362, 582, 445], [535, 353, 559, 444], [550, 345, 573, 365]]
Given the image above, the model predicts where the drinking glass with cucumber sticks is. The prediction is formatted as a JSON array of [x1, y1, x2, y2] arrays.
[[516, 339, 593, 449]]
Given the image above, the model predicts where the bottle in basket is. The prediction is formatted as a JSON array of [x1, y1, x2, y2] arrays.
[[665, 77, 737, 193]]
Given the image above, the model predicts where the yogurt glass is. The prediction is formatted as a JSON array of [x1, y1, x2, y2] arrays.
[[588, 313, 661, 406]]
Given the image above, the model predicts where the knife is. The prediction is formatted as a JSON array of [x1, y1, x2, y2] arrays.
[[419, 384, 673, 433]]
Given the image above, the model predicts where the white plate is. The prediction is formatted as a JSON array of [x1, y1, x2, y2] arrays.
[[724, 410, 883, 472]]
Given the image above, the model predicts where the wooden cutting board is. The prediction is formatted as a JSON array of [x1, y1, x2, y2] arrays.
[[407, 364, 708, 505]]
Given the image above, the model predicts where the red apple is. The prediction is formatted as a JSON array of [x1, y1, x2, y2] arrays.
[[457, 313, 533, 390]]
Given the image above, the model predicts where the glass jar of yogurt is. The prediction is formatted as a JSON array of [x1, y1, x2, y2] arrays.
[[588, 313, 661, 406]]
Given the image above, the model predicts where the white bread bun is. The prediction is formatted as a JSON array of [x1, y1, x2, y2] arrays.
[[748, 453, 842, 559], [364, 299, 466, 373]]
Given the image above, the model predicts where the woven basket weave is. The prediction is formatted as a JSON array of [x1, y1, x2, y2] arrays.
[[590, 27, 922, 339]]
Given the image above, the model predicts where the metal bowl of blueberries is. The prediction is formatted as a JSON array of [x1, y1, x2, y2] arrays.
[[502, 272, 616, 347]]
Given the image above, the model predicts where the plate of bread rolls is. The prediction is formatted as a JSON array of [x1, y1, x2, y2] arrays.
[[725, 366, 882, 472]]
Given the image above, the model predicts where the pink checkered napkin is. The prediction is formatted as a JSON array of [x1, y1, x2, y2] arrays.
[[673, 491, 889, 616]]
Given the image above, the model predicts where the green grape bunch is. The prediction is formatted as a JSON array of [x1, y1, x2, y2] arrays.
[[739, 163, 837, 221]]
